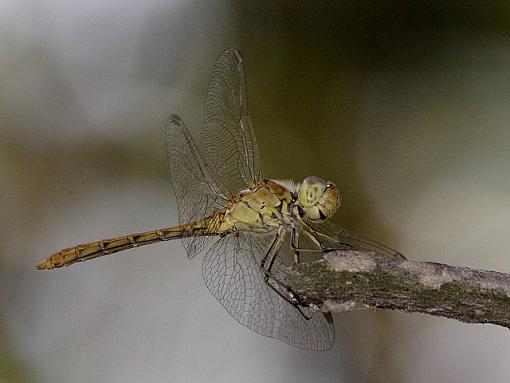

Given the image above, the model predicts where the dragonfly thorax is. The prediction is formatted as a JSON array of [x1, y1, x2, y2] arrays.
[[226, 179, 294, 233]]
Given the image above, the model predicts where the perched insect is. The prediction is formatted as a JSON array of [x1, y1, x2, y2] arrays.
[[38, 49, 404, 350]]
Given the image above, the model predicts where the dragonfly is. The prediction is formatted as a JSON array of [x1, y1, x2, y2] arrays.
[[37, 48, 404, 351]]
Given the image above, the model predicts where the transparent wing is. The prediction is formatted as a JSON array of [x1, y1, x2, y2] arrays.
[[202, 232, 335, 351], [306, 219, 406, 260], [165, 114, 228, 259], [201, 48, 261, 195]]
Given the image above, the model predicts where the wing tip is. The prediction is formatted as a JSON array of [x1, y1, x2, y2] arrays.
[[168, 113, 183, 125], [166, 114, 186, 137], [220, 47, 243, 66]]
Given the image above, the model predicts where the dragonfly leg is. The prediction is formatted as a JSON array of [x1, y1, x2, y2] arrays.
[[264, 225, 291, 274], [289, 227, 333, 255], [260, 232, 280, 270], [291, 227, 300, 264], [294, 216, 351, 253], [264, 268, 313, 320], [260, 226, 286, 274], [264, 274, 311, 320], [289, 226, 329, 259], [297, 215, 347, 250], [257, 228, 312, 320], [263, 272, 311, 320], [297, 216, 406, 259]]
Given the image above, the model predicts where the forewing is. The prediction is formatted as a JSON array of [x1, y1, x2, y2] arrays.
[[202, 232, 335, 351], [201, 48, 261, 195], [165, 114, 227, 258]]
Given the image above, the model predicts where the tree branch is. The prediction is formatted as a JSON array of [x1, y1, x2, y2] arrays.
[[287, 251, 510, 328]]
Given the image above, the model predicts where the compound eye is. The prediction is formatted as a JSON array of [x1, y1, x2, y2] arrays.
[[298, 176, 327, 207]]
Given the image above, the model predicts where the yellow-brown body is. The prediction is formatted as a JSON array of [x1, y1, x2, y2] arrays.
[[37, 179, 296, 270]]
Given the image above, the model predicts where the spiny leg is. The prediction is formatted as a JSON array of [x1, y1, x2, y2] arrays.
[[289, 227, 331, 255], [259, 227, 287, 286], [260, 231, 280, 270], [296, 215, 340, 249], [288, 225, 326, 259], [263, 275, 311, 321], [291, 226, 300, 264], [258, 227, 311, 320], [259, 231, 306, 311], [293, 216, 353, 254]]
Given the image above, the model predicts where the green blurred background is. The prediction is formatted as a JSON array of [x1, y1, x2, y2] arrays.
[[2, 2, 510, 382]]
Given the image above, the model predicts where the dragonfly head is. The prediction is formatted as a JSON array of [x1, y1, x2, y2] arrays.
[[296, 176, 342, 221]]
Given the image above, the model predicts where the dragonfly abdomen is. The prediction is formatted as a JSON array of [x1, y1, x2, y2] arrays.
[[36, 222, 214, 270]]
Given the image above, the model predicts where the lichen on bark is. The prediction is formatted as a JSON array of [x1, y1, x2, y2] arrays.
[[286, 251, 510, 328]]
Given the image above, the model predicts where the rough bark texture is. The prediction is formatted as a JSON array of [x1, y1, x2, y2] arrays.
[[287, 251, 510, 328]]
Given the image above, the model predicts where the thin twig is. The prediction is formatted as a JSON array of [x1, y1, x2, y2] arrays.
[[287, 251, 510, 328]]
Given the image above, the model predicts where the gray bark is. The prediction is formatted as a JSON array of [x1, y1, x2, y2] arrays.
[[287, 251, 510, 328]]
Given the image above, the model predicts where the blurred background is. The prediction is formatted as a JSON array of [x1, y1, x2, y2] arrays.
[[2, 1, 510, 382]]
